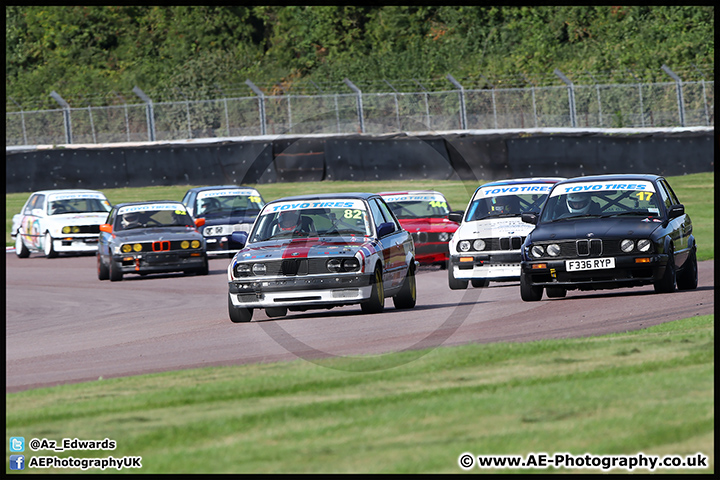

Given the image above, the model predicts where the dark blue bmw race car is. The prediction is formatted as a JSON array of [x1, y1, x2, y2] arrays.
[[519, 174, 698, 301], [182, 185, 265, 257]]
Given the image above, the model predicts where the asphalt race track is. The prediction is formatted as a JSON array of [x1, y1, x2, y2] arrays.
[[6, 252, 714, 393]]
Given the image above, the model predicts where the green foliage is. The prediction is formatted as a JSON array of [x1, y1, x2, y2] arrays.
[[5, 6, 714, 108]]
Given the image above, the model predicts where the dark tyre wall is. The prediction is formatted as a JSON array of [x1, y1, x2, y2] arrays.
[[5, 130, 713, 193]]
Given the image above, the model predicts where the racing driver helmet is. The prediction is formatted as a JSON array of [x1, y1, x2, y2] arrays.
[[566, 192, 592, 214], [277, 210, 301, 232]]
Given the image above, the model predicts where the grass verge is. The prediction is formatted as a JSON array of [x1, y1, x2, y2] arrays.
[[6, 315, 713, 474]]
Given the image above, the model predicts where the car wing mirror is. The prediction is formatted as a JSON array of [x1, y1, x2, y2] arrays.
[[377, 222, 396, 237], [448, 212, 464, 223], [195, 217, 206, 227], [521, 212, 539, 225], [230, 231, 248, 248], [99, 224, 113, 233], [668, 204, 684, 220]]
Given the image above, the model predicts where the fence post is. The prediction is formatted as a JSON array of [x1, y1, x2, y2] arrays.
[[343, 78, 365, 133], [554, 69, 577, 128], [50, 91, 73, 144], [132, 86, 156, 141], [446, 74, 467, 130], [245, 79, 267, 136], [662, 65, 685, 127]]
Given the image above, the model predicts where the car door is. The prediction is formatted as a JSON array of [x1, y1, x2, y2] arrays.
[[22, 193, 45, 249], [370, 198, 411, 289], [98, 207, 118, 258], [657, 178, 691, 266]]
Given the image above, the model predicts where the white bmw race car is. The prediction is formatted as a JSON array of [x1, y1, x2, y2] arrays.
[[12, 189, 112, 258], [447, 178, 564, 289]]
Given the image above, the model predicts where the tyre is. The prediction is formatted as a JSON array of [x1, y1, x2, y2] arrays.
[[229, 293, 253, 323], [15, 232, 30, 258], [361, 267, 385, 314], [447, 260, 468, 290], [109, 258, 123, 282], [654, 247, 676, 294], [265, 307, 287, 318], [393, 264, 417, 309], [97, 254, 109, 280], [520, 270, 543, 302], [44, 232, 58, 258], [471, 278, 489, 288], [193, 256, 209, 276], [676, 248, 698, 291], [545, 286, 567, 298]]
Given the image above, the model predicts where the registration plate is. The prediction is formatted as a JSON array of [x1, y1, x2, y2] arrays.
[[566, 257, 615, 271]]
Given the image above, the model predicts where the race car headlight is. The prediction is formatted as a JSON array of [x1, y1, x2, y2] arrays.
[[472, 239, 486, 251], [438, 232, 450, 242], [62, 226, 71, 234], [133, 243, 142, 252], [546, 244, 561, 257], [235, 263, 252, 277], [191, 240, 201, 249], [252, 263, 266, 275], [327, 258, 342, 272], [73, 226, 80, 233], [121, 244, 132, 253], [458, 240, 471, 252], [342, 257, 361, 272], [530, 245, 545, 258], [621, 239, 635, 253], [637, 239, 652, 252], [327, 258, 361, 273], [181, 241, 190, 249]]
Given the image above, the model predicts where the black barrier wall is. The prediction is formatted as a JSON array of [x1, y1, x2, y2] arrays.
[[5, 131, 713, 193]]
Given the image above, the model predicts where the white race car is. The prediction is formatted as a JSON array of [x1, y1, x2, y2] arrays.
[[447, 178, 564, 289], [12, 189, 112, 258]]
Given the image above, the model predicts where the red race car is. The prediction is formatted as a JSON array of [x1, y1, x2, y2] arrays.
[[380, 190, 461, 267]]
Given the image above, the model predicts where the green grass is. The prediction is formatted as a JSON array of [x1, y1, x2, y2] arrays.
[[5, 315, 713, 473], [5, 172, 714, 260]]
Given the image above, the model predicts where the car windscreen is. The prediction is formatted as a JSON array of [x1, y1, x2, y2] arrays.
[[465, 184, 554, 221], [382, 193, 450, 219], [195, 190, 264, 217], [114, 204, 195, 231], [539, 180, 662, 223], [48, 195, 111, 215], [249, 200, 371, 242]]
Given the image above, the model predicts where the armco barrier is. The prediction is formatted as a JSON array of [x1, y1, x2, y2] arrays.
[[5, 129, 713, 193]]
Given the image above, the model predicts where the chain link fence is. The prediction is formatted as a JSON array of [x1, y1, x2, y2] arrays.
[[6, 78, 714, 147]]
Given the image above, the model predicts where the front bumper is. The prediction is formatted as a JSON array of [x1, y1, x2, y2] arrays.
[[204, 236, 243, 257], [229, 272, 374, 309], [52, 236, 100, 253], [113, 252, 206, 274], [450, 252, 521, 281], [521, 254, 669, 290]]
